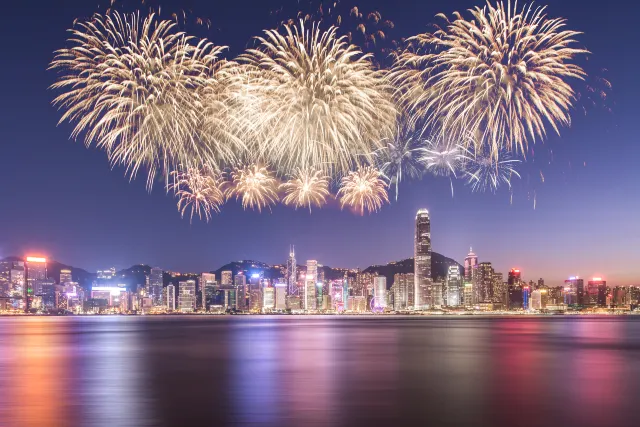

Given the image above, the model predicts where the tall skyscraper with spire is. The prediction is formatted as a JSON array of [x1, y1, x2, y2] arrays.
[[414, 209, 432, 309], [464, 248, 478, 283], [286, 245, 297, 295]]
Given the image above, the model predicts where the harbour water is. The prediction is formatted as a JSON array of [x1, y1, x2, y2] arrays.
[[0, 316, 639, 427]]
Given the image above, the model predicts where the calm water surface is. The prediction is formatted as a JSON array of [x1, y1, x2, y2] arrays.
[[0, 316, 639, 427]]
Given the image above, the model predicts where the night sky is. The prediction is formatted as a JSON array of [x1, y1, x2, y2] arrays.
[[0, 0, 638, 285]]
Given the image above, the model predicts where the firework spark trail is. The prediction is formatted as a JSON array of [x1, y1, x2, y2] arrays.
[[170, 167, 226, 223], [280, 169, 331, 211], [421, 136, 471, 197], [50, 11, 245, 190], [391, 0, 586, 158], [238, 21, 397, 178], [375, 125, 426, 201], [227, 165, 279, 212], [465, 147, 521, 193], [338, 166, 389, 215]]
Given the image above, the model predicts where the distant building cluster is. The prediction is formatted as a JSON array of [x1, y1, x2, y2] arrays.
[[1, 210, 638, 315]]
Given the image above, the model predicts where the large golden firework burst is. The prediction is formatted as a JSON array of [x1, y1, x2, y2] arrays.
[[239, 21, 397, 177], [392, 1, 586, 157], [50, 11, 244, 189]]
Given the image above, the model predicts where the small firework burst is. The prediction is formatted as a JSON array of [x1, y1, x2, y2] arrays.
[[338, 166, 389, 215], [280, 169, 331, 211], [227, 165, 279, 212]]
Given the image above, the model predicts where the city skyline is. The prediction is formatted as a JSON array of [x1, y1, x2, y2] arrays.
[[0, 0, 638, 285]]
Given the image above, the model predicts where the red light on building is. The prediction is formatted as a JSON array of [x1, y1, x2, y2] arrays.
[[26, 256, 47, 263]]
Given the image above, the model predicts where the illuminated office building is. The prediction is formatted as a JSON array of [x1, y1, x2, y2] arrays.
[[477, 262, 494, 303], [201, 273, 216, 310], [564, 277, 584, 306], [446, 266, 461, 307], [286, 246, 297, 295], [221, 271, 233, 286], [275, 283, 287, 310], [305, 260, 318, 310], [414, 209, 432, 309], [149, 267, 163, 306], [374, 276, 387, 310], [234, 273, 247, 310], [464, 248, 478, 284], [178, 280, 196, 313], [393, 273, 413, 310], [588, 278, 607, 307], [507, 268, 523, 310], [463, 283, 474, 308], [165, 284, 176, 311], [59, 269, 72, 285], [262, 287, 275, 311], [493, 272, 505, 304]]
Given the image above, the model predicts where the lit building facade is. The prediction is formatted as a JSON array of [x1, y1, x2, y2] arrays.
[[414, 209, 432, 309], [446, 266, 461, 307], [221, 271, 233, 286], [373, 276, 387, 310], [165, 284, 176, 311], [286, 246, 297, 296], [464, 248, 478, 284], [149, 267, 163, 306], [178, 280, 196, 313], [305, 260, 318, 311]]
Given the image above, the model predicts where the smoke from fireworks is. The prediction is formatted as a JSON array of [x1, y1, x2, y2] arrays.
[[375, 126, 426, 200], [392, 0, 586, 157], [227, 165, 279, 212], [50, 11, 243, 190], [239, 21, 397, 177], [280, 169, 331, 211], [338, 167, 389, 215], [465, 147, 521, 193], [170, 167, 226, 222]]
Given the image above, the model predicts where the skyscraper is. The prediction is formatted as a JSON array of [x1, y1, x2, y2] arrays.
[[492, 272, 505, 304], [149, 267, 163, 306], [477, 262, 495, 303], [201, 273, 216, 311], [414, 209, 431, 309], [588, 278, 607, 307], [25, 256, 47, 310], [373, 276, 387, 310], [342, 273, 349, 312], [59, 269, 72, 285], [305, 260, 318, 310], [221, 271, 233, 286], [565, 277, 584, 306], [507, 268, 523, 310], [464, 248, 478, 283], [178, 280, 196, 313], [165, 284, 176, 311], [286, 246, 297, 296], [446, 266, 462, 307]]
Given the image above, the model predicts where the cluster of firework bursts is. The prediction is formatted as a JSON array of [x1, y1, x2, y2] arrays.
[[168, 166, 388, 220], [49, 0, 595, 221]]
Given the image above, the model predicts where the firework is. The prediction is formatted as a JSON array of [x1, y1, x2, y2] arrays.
[[392, 1, 586, 157], [338, 166, 389, 215], [421, 136, 471, 197], [50, 11, 244, 189], [275, 1, 398, 65], [280, 169, 331, 211], [170, 167, 226, 222], [465, 147, 521, 193], [239, 21, 397, 177], [375, 126, 426, 200], [227, 165, 279, 212]]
